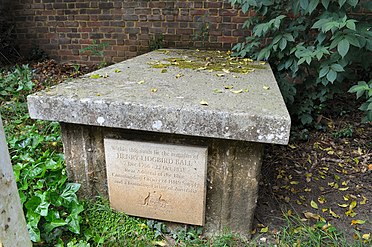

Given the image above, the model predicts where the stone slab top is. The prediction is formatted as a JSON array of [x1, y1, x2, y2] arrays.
[[27, 49, 291, 144]]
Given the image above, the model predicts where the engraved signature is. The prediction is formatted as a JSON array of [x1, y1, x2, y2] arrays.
[[143, 191, 168, 208]]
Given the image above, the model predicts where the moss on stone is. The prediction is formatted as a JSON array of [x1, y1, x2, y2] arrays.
[[150, 49, 265, 74]]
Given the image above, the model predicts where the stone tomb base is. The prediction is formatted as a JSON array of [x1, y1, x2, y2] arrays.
[[28, 49, 291, 238], [61, 123, 264, 237]]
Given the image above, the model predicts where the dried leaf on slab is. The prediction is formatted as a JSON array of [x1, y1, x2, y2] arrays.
[[90, 74, 102, 79], [199, 100, 209, 106], [231, 89, 243, 94]]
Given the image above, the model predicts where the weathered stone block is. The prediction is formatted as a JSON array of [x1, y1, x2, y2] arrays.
[[28, 49, 291, 238], [60, 123, 264, 237], [0, 115, 31, 246]]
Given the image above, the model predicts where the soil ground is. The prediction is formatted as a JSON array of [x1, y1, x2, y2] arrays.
[[254, 104, 371, 243]]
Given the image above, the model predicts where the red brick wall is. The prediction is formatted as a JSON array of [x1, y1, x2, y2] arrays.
[[11, 0, 251, 64]]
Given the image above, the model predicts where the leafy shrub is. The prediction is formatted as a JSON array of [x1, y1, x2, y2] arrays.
[[228, 0, 372, 124], [6, 120, 84, 243], [1, 65, 84, 244], [348, 79, 372, 122], [0, 64, 33, 102]]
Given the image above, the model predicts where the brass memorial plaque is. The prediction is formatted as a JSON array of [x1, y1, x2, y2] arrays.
[[104, 139, 208, 225]]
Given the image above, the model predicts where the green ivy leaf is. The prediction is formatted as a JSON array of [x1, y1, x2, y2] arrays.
[[66, 214, 81, 234], [26, 211, 41, 242], [61, 183, 81, 203], [338, 39, 350, 58], [43, 219, 67, 233]]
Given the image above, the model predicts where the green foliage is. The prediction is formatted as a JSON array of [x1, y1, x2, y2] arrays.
[[229, 0, 372, 125], [0, 64, 33, 102], [193, 14, 210, 48], [81, 197, 157, 246], [27, 45, 49, 62], [1, 66, 83, 244], [348, 80, 372, 122], [6, 119, 83, 243], [268, 214, 369, 247], [149, 34, 164, 51], [333, 124, 353, 138], [79, 40, 108, 57]]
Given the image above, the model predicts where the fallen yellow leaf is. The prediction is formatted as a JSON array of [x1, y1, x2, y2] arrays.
[[263, 86, 270, 90], [231, 89, 243, 94], [345, 209, 357, 217], [213, 89, 223, 93], [338, 203, 349, 208], [339, 187, 349, 191], [329, 209, 340, 218], [199, 100, 208, 106], [150, 88, 158, 93], [310, 200, 319, 209], [362, 233, 371, 240], [349, 200, 357, 210], [224, 85, 234, 89], [260, 226, 269, 233], [175, 73, 183, 78], [303, 211, 320, 220], [317, 196, 326, 204], [137, 80, 145, 84], [351, 220, 365, 225], [90, 74, 102, 79], [216, 73, 225, 77], [114, 69, 121, 73], [152, 240, 166, 246], [360, 195, 368, 205]]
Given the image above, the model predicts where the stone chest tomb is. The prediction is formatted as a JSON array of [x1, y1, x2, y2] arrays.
[[27, 49, 291, 238]]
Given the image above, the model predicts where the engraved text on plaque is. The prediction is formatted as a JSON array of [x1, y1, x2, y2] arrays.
[[104, 139, 208, 225]]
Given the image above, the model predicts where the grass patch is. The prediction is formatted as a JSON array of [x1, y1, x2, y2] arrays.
[[250, 214, 370, 247]]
